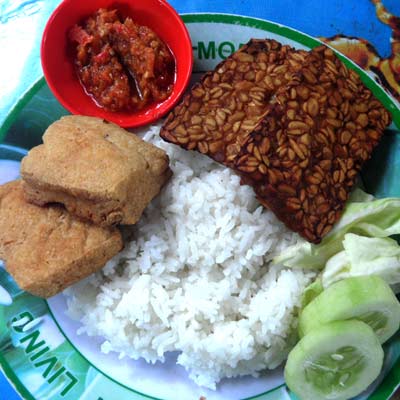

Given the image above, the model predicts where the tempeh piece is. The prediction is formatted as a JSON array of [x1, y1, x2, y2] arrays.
[[235, 45, 391, 242], [161, 39, 310, 165], [160, 41, 391, 243]]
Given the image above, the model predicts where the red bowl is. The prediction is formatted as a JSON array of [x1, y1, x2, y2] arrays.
[[41, 0, 193, 128]]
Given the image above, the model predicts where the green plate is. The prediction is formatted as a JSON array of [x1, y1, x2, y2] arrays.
[[0, 14, 399, 400]]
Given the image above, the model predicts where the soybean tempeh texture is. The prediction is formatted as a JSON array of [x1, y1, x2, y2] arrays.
[[160, 40, 391, 243]]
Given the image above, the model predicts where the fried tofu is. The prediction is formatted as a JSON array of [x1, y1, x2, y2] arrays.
[[21, 116, 171, 226], [0, 181, 123, 298]]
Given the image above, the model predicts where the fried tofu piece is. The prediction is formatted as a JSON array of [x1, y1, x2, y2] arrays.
[[0, 181, 123, 298], [161, 41, 391, 243], [21, 116, 171, 226]]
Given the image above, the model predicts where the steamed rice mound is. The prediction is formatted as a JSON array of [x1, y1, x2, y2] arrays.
[[64, 124, 315, 389]]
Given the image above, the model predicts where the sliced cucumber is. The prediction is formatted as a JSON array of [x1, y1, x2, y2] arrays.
[[301, 278, 324, 308], [299, 275, 400, 343], [285, 320, 384, 400]]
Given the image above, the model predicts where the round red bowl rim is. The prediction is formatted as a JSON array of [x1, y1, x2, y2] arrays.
[[41, 0, 193, 128]]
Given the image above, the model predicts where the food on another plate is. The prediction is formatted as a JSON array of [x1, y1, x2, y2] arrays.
[[64, 124, 315, 389], [0, 180, 123, 298], [285, 320, 384, 400], [21, 115, 171, 226], [298, 275, 400, 344], [160, 39, 391, 243], [68, 8, 175, 112]]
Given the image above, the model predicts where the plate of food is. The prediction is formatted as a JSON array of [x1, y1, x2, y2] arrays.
[[1, 2, 400, 400]]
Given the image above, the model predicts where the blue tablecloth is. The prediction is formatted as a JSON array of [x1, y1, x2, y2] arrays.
[[1, 0, 399, 129], [1, 0, 400, 398]]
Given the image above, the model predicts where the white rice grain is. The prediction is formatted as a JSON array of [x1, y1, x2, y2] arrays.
[[64, 123, 314, 389]]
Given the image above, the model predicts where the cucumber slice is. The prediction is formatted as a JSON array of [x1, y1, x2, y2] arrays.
[[299, 275, 400, 343], [301, 278, 324, 308], [285, 320, 384, 400]]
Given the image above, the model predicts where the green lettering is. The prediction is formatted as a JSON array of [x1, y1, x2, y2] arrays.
[[34, 356, 57, 378], [61, 371, 78, 396], [20, 330, 45, 354], [11, 311, 33, 333], [198, 41, 216, 60], [218, 41, 235, 59], [47, 367, 66, 384], [30, 346, 50, 361], [15, 322, 77, 397]]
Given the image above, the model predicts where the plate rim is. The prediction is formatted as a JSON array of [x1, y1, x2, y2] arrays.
[[0, 78, 46, 144], [180, 13, 400, 129], [0, 12, 399, 400]]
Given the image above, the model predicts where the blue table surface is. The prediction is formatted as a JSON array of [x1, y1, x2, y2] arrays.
[[1, 0, 400, 398], [0, 372, 20, 400]]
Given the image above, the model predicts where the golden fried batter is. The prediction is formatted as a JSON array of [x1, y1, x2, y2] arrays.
[[21, 116, 171, 226], [0, 181, 123, 298]]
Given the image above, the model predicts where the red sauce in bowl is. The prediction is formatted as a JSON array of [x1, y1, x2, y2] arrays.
[[68, 8, 175, 112]]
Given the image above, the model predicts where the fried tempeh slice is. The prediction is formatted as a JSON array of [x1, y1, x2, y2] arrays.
[[160, 41, 392, 243], [0, 181, 123, 298], [21, 116, 171, 226], [235, 45, 391, 242], [161, 39, 310, 164]]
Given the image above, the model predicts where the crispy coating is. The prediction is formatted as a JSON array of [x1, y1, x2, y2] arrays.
[[236, 46, 391, 242], [161, 39, 309, 164], [21, 116, 172, 226], [160, 40, 392, 243], [0, 181, 123, 298]]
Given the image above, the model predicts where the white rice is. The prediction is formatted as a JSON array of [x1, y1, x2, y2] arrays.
[[64, 123, 315, 389]]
